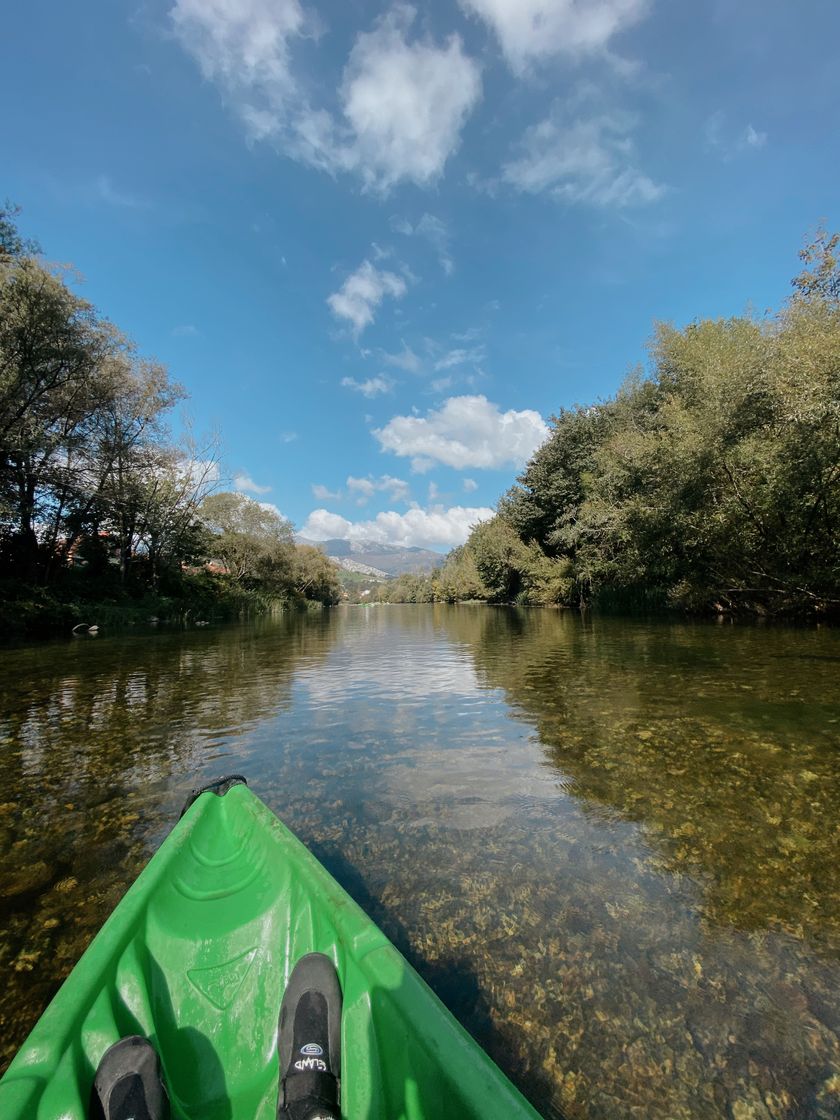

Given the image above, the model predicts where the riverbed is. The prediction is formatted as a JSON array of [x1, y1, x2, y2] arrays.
[[1, 606, 839, 1119]]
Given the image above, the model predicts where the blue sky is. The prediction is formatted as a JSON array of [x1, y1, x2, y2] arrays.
[[3, 0, 838, 550]]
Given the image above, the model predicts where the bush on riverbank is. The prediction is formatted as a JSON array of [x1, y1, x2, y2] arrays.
[[0, 570, 319, 637]]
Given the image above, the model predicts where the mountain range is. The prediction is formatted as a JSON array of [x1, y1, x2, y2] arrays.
[[296, 537, 444, 577]]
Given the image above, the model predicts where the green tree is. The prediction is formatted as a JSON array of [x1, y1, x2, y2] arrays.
[[199, 491, 294, 590], [468, 516, 530, 602], [436, 544, 487, 602], [292, 545, 342, 605], [792, 226, 839, 301], [0, 256, 112, 576], [0, 202, 39, 262]]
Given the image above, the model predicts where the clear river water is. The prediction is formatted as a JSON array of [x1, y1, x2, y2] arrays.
[[1, 605, 839, 1120]]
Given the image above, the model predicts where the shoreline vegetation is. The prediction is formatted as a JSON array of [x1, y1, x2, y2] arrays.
[[0, 204, 341, 636], [3, 203, 839, 633], [360, 230, 840, 620]]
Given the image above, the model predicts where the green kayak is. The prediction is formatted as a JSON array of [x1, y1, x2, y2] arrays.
[[0, 778, 542, 1119]]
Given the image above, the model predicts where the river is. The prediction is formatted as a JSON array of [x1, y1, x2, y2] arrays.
[[1, 605, 839, 1119]]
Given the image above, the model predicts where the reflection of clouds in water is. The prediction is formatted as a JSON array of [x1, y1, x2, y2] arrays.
[[381, 747, 559, 831], [297, 620, 484, 704]]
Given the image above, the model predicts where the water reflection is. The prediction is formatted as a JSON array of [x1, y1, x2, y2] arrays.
[[0, 613, 340, 1069], [1, 607, 840, 1120]]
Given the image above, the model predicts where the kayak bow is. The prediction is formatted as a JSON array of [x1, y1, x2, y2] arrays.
[[0, 778, 542, 1119]]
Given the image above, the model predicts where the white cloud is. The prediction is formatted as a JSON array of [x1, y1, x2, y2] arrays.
[[391, 212, 454, 274], [346, 474, 411, 504], [504, 104, 664, 208], [375, 394, 548, 472], [743, 124, 767, 149], [172, 1, 482, 193], [234, 471, 272, 495], [337, 6, 482, 191], [380, 342, 422, 373], [302, 504, 494, 550], [280, 431, 298, 443], [341, 374, 394, 397], [171, 0, 310, 125], [328, 261, 407, 335], [258, 500, 288, 521], [179, 458, 221, 487], [463, 477, 479, 492], [95, 175, 148, 209], [433, 345, 485, 371], [312, 483, 342, 501], [705, 112, 768, 158], [460, 0, 650, 72]]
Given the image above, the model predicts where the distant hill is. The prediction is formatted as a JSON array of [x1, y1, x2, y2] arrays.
[[296, 536, 443, 576]]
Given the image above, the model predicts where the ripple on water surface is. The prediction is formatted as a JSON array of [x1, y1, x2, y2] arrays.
[[1, 605, 840, 1119]]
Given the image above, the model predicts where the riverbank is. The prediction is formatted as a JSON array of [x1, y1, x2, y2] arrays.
[[0, 575, 325, 638]]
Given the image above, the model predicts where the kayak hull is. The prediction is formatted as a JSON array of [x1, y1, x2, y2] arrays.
[[0, 782, 541, 1119]]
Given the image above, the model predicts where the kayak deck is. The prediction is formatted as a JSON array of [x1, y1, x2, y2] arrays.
[[0, 782, 541, 1119]]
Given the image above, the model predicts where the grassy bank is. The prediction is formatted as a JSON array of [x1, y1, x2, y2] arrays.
[[0, 572, 324, 639]]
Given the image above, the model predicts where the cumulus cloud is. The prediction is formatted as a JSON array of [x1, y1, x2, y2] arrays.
[[504, 103, 664, 207], [234, 471, 272, 495], [374, 394, 548, 472], [172, 1, 482, 192], [338, 6, 482, 191], [460, 0, 650, 72], [341, 374, 394, 397], [328, 261, 407, 335], [390, 212, 454, 274], [302, 504, 494, 550], [462, 477, 479, 492], [346, 474, 411, 504]]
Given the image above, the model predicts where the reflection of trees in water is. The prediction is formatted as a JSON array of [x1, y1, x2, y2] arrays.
[[0, 614, 340, 1070], [350, 607, 840, 1120], [439, 606, 840, 948]]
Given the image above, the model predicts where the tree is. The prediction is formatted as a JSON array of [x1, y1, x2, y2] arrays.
[[468, 517, 529, 602], [0, 201, 39, 262], [437, 545, 487, 602], [292, 545, 342, 605], [91, 355, 185, 584], [199, 492, 294, 590], [0, 256, 112, 576], [792, 226, 840, 302]]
